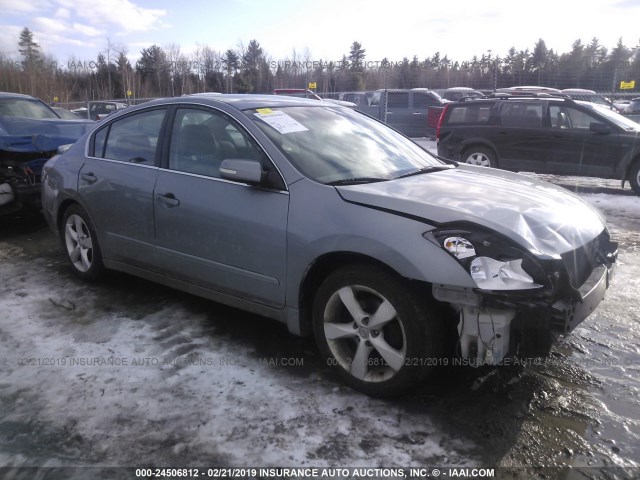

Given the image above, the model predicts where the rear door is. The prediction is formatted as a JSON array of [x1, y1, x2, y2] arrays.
[[495, 101, 548, 171], [78, 107, 167, 269], [153, 106, 289, 308], [384, 91, 412, 135], [411, 91, 439, 137], [436, 102, 495, 159]]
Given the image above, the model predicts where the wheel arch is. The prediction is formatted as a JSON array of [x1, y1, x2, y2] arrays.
[[460, 141, 500, 166], [625, 153, 640, 193], [56, 198, 83, 239], [297, 251, 428, 337]]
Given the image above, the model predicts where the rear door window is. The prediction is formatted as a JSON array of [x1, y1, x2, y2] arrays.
[[500, 102, 543, 128], [413, 92, 436, 109], [93, 108, 166, 165], [387, 92, 409, 108]]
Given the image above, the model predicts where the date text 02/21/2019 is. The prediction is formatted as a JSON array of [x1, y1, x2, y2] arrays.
[[133, 467, 496, 478]]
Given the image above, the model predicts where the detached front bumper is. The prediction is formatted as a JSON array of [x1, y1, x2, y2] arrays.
[[551, 261, 616, 334], [438, 251, 617, 366], [1, 157, 47, 214]]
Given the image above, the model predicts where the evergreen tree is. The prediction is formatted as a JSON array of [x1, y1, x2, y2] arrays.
[[18, 27, 42, 95], [241, 39, 267, 93], [136, 45, 170, 96], [532, 39, 548, 84], [222, 49, 240, 93], [348, 41, 366, 71], [18, 27, 41, 69]]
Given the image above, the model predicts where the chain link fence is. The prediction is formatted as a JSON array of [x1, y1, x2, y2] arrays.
[[57, 91, 639, 137]]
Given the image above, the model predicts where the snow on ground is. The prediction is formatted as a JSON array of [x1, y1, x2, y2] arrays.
[[0, 237, 479, 469], [2, 143, 640, 475]]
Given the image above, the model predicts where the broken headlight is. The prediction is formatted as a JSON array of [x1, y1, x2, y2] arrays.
[[470, 257, 541, 290], [427, 226, 546, 291]]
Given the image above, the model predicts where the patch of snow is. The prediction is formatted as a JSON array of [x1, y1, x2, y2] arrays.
[[0, 252, 480, 467]]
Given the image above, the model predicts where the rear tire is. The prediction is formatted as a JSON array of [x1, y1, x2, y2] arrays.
[[62, 205, 105, 281], [463, 147, 496, 168], [312, 265, 444, 397]]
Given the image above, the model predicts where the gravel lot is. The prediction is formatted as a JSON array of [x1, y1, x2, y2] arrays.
[[1, 164, 639, 479]]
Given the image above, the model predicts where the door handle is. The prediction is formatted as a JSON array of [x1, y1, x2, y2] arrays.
[[80, 173, 97, 184], [157, 192, 180, 207]]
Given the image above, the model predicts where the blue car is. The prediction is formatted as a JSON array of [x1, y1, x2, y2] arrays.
[[0, 92, 93, 215]]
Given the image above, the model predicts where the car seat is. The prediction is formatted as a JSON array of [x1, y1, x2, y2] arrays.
[[172, 124, 220, 176]]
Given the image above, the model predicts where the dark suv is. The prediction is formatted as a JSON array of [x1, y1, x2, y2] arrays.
[[436, 95, 640, 194]]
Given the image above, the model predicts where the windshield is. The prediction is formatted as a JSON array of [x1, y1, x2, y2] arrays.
[[583, 102, 640, 130], [0, 98, 59, 119], [248, 106, 444, 184], [52, 107, 79, 120]]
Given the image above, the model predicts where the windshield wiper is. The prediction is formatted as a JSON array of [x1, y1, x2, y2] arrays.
[[326, 177, 389, 186], [396, 165, 453, 179]]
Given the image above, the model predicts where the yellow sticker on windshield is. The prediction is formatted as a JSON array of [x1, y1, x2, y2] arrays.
[[256, 108, 273, 114]]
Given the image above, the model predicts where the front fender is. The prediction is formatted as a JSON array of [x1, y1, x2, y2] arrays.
[[458, 138, 500, 160], [285, 181, 475, 310], [615, 147, 640, 182]]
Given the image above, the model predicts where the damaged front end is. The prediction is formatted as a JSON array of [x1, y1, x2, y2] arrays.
[[1, 145, 52, 215], [0, 117, 91, 215], [428, 223, 618, 366]]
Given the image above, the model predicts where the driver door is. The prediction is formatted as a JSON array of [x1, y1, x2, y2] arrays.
[[153, 106, 290, 307]]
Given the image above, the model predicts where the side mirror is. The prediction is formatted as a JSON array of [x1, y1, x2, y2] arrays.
[[219, 159, 265, 185], [589, 122, 611, 134]]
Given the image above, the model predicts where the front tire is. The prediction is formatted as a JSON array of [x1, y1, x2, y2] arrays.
[[312, 265, 443, 397], [630, 161, 640, 195], [463, 147, 496, 168], [62, 205, 105, 280]]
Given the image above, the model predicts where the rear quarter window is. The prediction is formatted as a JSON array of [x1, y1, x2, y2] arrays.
[[446, 104, 494, 125]]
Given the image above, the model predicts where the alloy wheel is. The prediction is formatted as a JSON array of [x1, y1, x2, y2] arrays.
[[64, 214, 94, 273], [322, 284, 406, 383]]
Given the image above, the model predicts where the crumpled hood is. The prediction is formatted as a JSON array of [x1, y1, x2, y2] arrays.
[[336, 165, 607, 257], [0, 116, 93, 154]]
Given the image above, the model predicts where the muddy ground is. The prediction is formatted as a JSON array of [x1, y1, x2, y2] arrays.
[[0, 175, 639, 480]]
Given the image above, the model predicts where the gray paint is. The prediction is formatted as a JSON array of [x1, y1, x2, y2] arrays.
[[41, 94, 613, 336]]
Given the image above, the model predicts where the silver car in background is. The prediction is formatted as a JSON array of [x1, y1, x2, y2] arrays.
[[41, 94, 617, 397]]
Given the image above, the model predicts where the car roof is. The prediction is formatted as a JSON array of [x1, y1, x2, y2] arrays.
[[373, 88, 434, 93], [445, 87, 479, 91], [91, 101, 127, 105], [562, 88, 597, 94], [135, 93, 334, 111], [497, 85, 562, 91], [0, 91, 40, 100], [450, 95, 575, 105]]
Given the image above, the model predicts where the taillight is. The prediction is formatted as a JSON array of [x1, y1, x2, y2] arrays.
[[435, 104, 450, 143]]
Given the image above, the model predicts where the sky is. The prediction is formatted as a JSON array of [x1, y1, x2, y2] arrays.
[[1, 0, 640, 67]]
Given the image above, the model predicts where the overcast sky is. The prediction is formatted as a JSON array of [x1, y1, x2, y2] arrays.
[[1, 0, 639, 66]]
